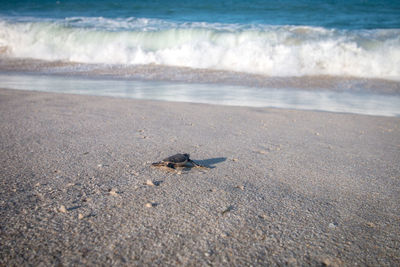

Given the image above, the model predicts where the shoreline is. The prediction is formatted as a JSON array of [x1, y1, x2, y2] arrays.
[[1, 73, 400, 117], [1, 88, 399, 266]]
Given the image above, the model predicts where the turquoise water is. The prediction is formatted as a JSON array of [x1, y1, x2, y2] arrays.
[[2, 0, 400, 29], [0, 0, 399, 116]]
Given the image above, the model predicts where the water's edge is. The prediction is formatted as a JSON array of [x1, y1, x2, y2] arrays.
[[1, 72, 399, 117]]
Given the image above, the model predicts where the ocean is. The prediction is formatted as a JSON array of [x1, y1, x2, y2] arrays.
[[1, 0, 399, 116]]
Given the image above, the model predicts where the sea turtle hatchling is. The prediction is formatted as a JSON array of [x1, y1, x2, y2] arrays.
[[151, 153, 206, 169]]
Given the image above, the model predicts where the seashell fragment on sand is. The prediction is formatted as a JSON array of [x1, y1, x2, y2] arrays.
[[59, 205, 67, 213]]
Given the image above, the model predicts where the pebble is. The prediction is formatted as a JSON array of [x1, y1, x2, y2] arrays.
[[145, 180, 155, 186], [322, 258, 340, 267], [328, 222, 338, 229], [78, 213, 84, 220], [145, 202, 153, 208], [235, 185, 244, 190], [366, 222, 376, 228], [109, 188, 118, 196], [59, 205, 67, 213], [222, 205, 234, 215]]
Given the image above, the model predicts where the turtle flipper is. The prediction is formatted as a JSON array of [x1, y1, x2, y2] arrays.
[[152, 161, 176, 169], [151, 162, 165, 167], [189, 159, 207, 169], [166, 163, 176, 169]]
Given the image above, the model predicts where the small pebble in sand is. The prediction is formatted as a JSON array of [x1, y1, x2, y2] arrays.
[[59, 205, 67, 213], [322, 258, 341, 267], [235, 185, 244, 190], [366, 222, 376, 228], [34, 182, 40, 187], [78, 213, 84, 220], [109, 188, 118, 196], [232, 158, 239, 162], [222, 205, 234, 215], [328, 222, 338, 229], [145, 180, 155, 186], [258, 214, 267, 219], [97, 164, 102, 167], [35, 192, 44, 200], [145, 202, 153, 208], [82, 197, 92, 202]]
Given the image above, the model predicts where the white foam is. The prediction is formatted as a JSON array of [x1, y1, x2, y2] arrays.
[[0, 18, 399, 80]]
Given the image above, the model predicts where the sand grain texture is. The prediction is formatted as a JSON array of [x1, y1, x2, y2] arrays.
[[0, 88, 399, 266]]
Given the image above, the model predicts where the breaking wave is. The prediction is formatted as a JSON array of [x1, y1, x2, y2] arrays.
[[1, 17, 399, 80]]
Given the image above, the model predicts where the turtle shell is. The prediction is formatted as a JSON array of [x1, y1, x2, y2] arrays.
[[162, 153, 190, 164]]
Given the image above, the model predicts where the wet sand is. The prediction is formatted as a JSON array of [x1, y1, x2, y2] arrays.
[[0, 88, 399, 266]]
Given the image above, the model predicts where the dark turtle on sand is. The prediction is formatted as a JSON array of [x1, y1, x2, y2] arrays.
[[152, 153, 205, 169]]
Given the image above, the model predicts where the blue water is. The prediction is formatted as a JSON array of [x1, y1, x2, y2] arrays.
[[0, 0, 400, 116], [2, 0, 400, 29]]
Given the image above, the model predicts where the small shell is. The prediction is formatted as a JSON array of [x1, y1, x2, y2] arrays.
[[59, 205, 67, 213], [235, 185, 244, 190], [145, 180, 155, 186], [109, 188, 118, 196]]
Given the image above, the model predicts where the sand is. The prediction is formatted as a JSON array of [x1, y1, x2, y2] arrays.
[[0, 88, 399, 266]]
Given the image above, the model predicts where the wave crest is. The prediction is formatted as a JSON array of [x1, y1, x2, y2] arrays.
[[1, 18, 399, 80]]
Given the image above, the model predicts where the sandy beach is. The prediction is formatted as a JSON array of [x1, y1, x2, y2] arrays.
[[0, 88, 399, 266]]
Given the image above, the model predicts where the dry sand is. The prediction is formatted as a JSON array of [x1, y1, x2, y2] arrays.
[[0, 88, 399, 266]]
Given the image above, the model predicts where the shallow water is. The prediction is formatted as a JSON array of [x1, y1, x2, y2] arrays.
[[1, 73, 399, 117]]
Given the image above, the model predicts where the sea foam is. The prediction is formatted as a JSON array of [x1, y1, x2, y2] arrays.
[[1, 18, 399, 80]]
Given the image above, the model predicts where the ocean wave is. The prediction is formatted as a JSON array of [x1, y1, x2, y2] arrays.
[[1, 17, 399, 80]]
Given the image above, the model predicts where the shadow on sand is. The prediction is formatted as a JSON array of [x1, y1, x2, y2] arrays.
[[193, 157, 227, 169]]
